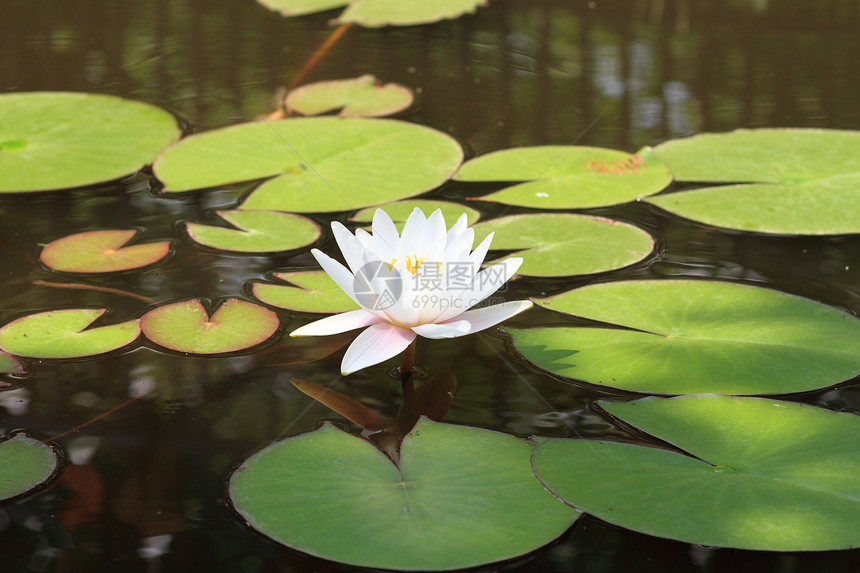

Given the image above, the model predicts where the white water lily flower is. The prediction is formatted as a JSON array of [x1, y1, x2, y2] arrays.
[[291, 208, 532, 375]]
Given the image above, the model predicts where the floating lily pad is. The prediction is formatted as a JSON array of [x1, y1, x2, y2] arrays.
[[512, 280, 860, 395], [40, 229, 171, 273], [185, 210, 320, 253], [141, 299, 280, 354], [252, 271, 358, 314], [350, 199, 480, 229], [286, 75, 413, 118], [532, 395, 860, 551], [0, 351, 24, 374], [229, 418, 578, 570], [0, 434, 60, 502], [455, 146, 671, 209], [0, 309, 140, 359], [0, 92, 180, 193], [472, 214, 653, 277], [650, 129, 860, 234], [256, 0, 486, 26], [154, 117, 463, 213]]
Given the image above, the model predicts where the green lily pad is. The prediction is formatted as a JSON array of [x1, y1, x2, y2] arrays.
[[40, 229, 171, 273], [0, 92, 180, 193], [472, 214, 654, 277], [649, 129, 860, 234], [229, 418, 578, 570], [185, 210, 320, 253], [141, 299, 280, 354], [512, 280, 860, 395], [286, 75, 413, 118], [252, 271, 358, 313], [0, 350, 24, 374], [0, 434, 60, 502], [455, 146, 671, 209], [153, 117, 463, 213], [256, 0, 486, 26], [350, 199, 481, 230], [532, 395, 860, 551], [0, 309, 140, 359]]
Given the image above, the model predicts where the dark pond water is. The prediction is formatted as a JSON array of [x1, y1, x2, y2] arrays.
[[2, 0, 860, 571]]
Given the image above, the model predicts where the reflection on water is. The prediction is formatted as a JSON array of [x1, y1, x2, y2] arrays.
[[1, 0, 860, 571]]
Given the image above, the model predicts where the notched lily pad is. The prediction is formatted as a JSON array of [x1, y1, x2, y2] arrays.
[[286, 75, 413, 117], [532, 395, 860, 551], [40, 229, 171, 273], [0, 309, 140, 359], [185, 210, 320, 253], [0, 92, 180, 193], [229, 418, 578, 570], [455, 146, 671, 209], [141, 298, 280, 354], [472, 214, 654, 277], [0, 434, 60, 502], [256, 0, 487, 26], [350, 199, 480, 230], [513, 280, 860, 395], [252, 271, 358, 313], [0, 350, 24, 374]]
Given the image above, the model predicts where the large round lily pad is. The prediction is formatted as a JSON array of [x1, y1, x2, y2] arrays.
[[0, 92, 180, 193], [286, 75, 413, 117], [650, 129, 860, 234], [153, 117, 463, 213], [511, 280, 860, 395], [252, 271, 358, 314], [472, 214, 654, 277], [532, 395, 860, 551], [185, 210, 320, 253], [0, 434, 60, 502], [229, 418, 578, 570], [455, 146, 671, 209], [256, 0, 487, 26], [0, 309, 140, 359], [40, 229, 171, 273], [141, 299, 280, 354]]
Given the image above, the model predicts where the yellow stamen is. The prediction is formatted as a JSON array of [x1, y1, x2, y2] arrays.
[[405, 255, 425, 275], [386, 258, 397, 272]]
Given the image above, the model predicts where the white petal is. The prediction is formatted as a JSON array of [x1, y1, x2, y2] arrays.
[[331, 222, 365, 274], [341, 323, 417, 375], [311, 249, 360, 304], [469, 231, 494, 267], [400, 208, 428, 250], [290, 309, 381, 337], [411, 320, 470, 339], [435, 257, 523, 323], [371, 209, 400, 259], [444, 300, 533, 333]]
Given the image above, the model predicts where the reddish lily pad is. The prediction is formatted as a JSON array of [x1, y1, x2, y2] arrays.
[[0, 350, 24, 374], [40, 230, 171, 273], [286, 75, 413, 118], [141, 299, 280, 354], [252, 271, 358, 314], [0, 309, 140, 359], [185, 210, 320, 253]]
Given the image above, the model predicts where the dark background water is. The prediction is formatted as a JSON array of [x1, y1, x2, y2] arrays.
[[1, 0, 860, 571]]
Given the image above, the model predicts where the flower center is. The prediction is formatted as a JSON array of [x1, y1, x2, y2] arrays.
[[405, 255, 425, 275]]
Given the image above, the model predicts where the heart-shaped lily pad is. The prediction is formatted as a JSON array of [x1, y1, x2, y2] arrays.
[[141, 299, 280, 354], [0, 92, 180, 193], [472, 214, 654, 277], [256, 0, 487, 26], [252, 271, 358, 313], [350, 199, 480, 230], [0, 350, 24, 374], [649, 129, 860, 234], [286, 75, 413, 117], [185, 210, 320, 253], [229, 418, 578, 570], [532, 395, 860, 551], [512, 280, 860, 395], [0, 309, 140, 359], [154, 117, 463, 213], [0, 434, 60, 502], [40, 229, 171, 273], [455, 146, 672, 209]]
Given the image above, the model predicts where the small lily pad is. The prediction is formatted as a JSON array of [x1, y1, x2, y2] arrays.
[[185, 210, 320, 253], [229, 418, 578, 570], [0, 434, 60, 502], [532, 395, 860, 551], [286, 75, 413, 118], [141, 299, 280, 354], [649, 129, 860, 234], [472, 214, 654, 277], [0, 309, 140, 359], [40, 229, 171, 273], [0, 92, 180, 193], [252, 271, 358, 314], [256, 0, 487, 26], [350, 199, 480, 230], [154, 117, 463, 213], [455, 146, 671, 209], [512, 280, 860, 395], [0, 350, 24, 374]]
